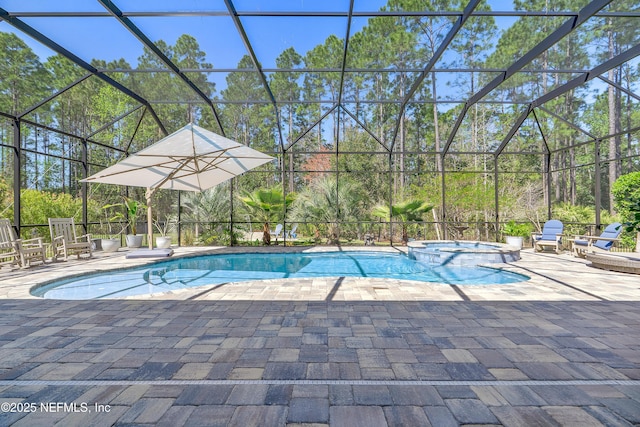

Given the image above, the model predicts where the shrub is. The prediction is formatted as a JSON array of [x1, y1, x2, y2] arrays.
[[501, 220, 532, 238], [612, 172, 640, 222]]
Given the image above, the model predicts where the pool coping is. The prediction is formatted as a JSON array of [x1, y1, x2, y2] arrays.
[[29, 246, 530, 300], [1, 245, 638, 302], [2, 246, 408, 300]]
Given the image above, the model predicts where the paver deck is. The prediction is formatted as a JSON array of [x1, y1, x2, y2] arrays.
[[0, 246, 638, 426]]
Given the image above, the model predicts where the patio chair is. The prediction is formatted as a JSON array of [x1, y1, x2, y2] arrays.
[[569, 222, 622, 258], [270, 223, 283, 243], [532, 219, 564, 254], [48, 218, 93, 261], [0, 218, 46, 268], [287, 223, 298, 239], [0, 219, 21, 268]]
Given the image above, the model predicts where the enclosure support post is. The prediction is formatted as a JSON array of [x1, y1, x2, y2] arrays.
[[12, 119, 21, 233], [545, 152, 552, 220], [281, 145, 287, 246], [388, 151, 394, 246], [81, 138, 88, 234], [494, 155, 500, 243], [230, 178, 235, 246], [594, 139, 602, 230], [177, 191, 182, 247], [145, 187, 154, 250], [441, 152, 447, 240], [336, 106, 341, 246]]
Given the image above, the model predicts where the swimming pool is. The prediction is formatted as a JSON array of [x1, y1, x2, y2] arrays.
[[408, 240, 521, 266], [31, 251, 529, 299]]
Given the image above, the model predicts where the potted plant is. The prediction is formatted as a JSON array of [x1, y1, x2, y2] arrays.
[[99, 205, 126, 253], [104, 197, 145, 248], [153, 215, 178, 249], [502, 220, 531, 249], [101, 235, 121, 253]]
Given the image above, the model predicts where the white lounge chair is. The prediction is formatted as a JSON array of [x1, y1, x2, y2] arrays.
[[0, 218, 46, 268], [270, 223, 283, 243], [287, 224, 298, 239], [48, 218, 93, 261]]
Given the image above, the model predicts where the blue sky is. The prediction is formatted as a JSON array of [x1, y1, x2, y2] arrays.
[[0, 0, 384, 67], [0, 0, 525, 70], [0, 0, 386, 95], [0, 0, 624, 103]]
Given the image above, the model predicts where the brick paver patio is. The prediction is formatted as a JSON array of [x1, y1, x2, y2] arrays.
[[0, 246, 638, 426]]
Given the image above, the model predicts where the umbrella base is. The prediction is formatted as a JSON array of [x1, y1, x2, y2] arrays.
[[125, 248, 174, 259]]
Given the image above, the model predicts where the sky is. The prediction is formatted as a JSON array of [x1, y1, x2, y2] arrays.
[[0, 0, 385, 93], [0, 0, 532, 70], [0, 0, 384, 67], [0, 0, 628, 103]]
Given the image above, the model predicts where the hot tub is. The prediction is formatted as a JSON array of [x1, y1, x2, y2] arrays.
[[408, 240, 520, 266]]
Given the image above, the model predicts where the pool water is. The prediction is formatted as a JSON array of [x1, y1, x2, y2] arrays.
[[32, 251, 529, 299], [421, 242, 500, 250], [409, 240, 521, 266]]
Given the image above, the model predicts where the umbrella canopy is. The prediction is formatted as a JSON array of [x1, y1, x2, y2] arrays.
[[82, 123, 274, 249]]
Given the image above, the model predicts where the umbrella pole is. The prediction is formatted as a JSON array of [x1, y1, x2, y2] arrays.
[[146, 187, 154, 250]]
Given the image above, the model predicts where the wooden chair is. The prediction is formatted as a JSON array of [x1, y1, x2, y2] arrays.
[[48, 218, 92, 261], [0, 219, 20, 268], [569, 222, 622, 258], [0, 218, 46, 268], [532, 219, 564, 254]]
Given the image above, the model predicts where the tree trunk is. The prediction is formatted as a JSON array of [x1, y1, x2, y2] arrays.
[[432, 72, 442, 172], [570, 146, 576, 204], [553, 155, 560, 202], [398, 73, 405, 193], [288, 105, 295, 193], [607, 20, 620, 213], [625, 66, 632, 171], [263, 222, 271, 246]]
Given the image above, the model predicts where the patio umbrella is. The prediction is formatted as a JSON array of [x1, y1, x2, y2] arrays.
[[81, 123, 274, 249]]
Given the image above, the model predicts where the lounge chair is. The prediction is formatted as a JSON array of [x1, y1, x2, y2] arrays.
[[270, 223, 283, 243], [532, 219, 564, 254], [287, 224, 298, 239], [48, 218, 93, 261], [0, 219, 46, 268], [569, 222, 622, 258], [586, 252, 640, 275]]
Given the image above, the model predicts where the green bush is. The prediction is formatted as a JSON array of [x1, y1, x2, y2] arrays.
[[612, 172, 640, 224], [552, 203, 619, 237], [612, 172, 640, 251], [501, 220, 532, 238]]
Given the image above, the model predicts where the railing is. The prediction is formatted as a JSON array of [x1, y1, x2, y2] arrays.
[[16, 221, 638, 252]]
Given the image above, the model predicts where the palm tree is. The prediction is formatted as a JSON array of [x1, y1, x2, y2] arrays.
[[181, 184, 231, 243], [290, 176, 368, 244], [239, 187, 295, 245], [372, 199, 433, 244]]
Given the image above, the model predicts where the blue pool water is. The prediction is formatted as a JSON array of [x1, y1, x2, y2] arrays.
[[421, 242, 500, 250], [32, 251, 528, 299]]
